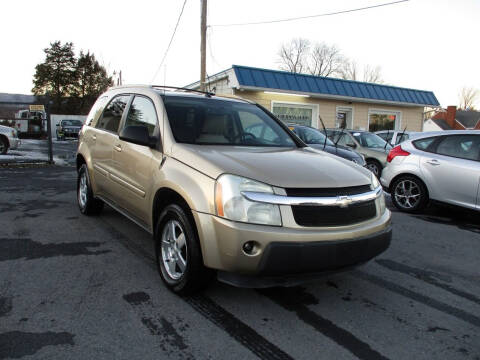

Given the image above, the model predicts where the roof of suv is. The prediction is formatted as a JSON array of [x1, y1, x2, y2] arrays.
[[108, 84, 249, 104]]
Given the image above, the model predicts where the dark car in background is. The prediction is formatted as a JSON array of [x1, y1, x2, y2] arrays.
[[288, 125, 366, 166], [56, 119, 83, 140]]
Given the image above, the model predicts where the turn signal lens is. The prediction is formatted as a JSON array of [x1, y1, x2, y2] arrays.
[[387, 145, 410, 163], [215, 182, 224, 217]]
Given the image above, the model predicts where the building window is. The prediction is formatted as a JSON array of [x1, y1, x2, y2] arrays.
[[271, 102, 318, 127], [368, 110, 401, 131]]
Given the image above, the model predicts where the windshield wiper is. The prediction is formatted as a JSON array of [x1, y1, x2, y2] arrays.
[[334, 124, 346, 147], [318, 115, 328, 150], [396, 126, 407, 148]]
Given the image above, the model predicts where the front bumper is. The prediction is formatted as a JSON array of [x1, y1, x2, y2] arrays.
[[218, 226, 391, 287], [193, 207, 391, 282]]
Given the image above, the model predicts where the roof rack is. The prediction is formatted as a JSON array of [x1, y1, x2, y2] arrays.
[[150, 85, 214, 97]]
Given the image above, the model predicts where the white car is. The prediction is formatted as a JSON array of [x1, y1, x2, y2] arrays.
[[381, 130, 480, 212], [0, 125, 21, 155]]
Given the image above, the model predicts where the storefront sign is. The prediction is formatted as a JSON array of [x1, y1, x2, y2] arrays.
[[272, 105, 313, 126]]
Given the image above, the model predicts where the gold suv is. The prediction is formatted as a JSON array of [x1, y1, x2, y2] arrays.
[[77, 86, 392, 295]]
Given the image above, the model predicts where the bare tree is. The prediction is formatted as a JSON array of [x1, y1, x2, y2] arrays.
[[308, 42, 345, 77], [458, 87, 479, 110], [340, 61, 383, 83], [278, 38, 310, 73], [277, 38, 384, 83], [363, 65, 383, 84], [339, 60, 358, 81]]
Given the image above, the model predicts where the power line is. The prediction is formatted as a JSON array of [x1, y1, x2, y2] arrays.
[[150, 0, 188, 84], [209, 0, 409, 27]]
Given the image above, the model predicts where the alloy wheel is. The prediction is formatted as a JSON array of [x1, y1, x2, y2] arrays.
[[161, 220, 188, 280], [78, 172, 88, 208], [394, 179, 421, 209], [367, 162, 379, 176]]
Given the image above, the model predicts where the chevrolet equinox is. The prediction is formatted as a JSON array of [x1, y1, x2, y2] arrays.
[[76, 86, 392, 295]]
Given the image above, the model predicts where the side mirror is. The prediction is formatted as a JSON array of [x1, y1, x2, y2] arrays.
[[347, 143, 357, 149], [56, 123, 60, 127], [119, 125, 157, 148]]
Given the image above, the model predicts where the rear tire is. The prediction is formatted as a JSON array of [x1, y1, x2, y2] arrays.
[[0, 136, 8, 155], [391, 175, 428, 213], [77, 164, 104, 215], [155, 204, 213, 296]]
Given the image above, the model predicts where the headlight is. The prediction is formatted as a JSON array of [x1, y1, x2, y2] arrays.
[[370, 173, 380, 190], [215, 174, 282, 226], [371, 173, 386, 214]]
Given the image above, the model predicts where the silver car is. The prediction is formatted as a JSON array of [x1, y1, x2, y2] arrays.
[[375, 130, 422, 146], [326, 129, 392, 177], [0, 124, 21, 155], [381, 130, 480, 212]]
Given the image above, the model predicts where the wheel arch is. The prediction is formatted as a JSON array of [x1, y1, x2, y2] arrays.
[[152, 188, 197, 239], [0, 134, 10, 148], [389, 173, 430, 199], [76, 153, 86, 171]]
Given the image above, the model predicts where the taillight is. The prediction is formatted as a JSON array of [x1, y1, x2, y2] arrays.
[[387, 145, 410, 163]]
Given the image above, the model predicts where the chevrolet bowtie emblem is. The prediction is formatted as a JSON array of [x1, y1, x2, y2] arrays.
[[336, 195, 353, 208]]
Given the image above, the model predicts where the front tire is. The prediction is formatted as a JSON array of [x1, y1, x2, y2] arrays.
[[366, 159, 382, 177], [391, 175, 428, 213], [0, 136, 8, 155], [77, 164, 104, 215], [155, 204, 212, 295]]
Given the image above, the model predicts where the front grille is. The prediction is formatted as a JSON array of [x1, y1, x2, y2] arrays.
[[291, 201, 377, 227], [286, 185, 376, 227]]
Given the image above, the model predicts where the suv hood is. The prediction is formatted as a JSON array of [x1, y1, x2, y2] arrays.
[[171, 144, 371, 188]]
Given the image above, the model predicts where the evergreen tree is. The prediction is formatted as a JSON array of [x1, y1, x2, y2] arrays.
[[32, 41, 77, 112], [74, 51, 113, 113]]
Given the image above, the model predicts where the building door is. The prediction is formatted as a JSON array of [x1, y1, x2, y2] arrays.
[[336, 107, 353, 129]]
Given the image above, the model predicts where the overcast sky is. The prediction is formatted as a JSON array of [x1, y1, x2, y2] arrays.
[[1, 0, 479, 107]]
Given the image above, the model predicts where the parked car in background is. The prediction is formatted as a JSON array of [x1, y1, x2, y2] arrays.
[[0, 124, 21, 155], [77, 85, 391, 295], [56, 119, 83, 140], [375, 130, 421, 146], [287, 125, 365, 166], [326, 129, 392, 177], [381, 130, 480, 212]]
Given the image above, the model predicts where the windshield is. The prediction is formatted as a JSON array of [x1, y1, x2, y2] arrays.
[[62, 120, 83, 126], [162, 96, 296, 147], [353, 132, 392, 149], [295, 127, 334, 146]]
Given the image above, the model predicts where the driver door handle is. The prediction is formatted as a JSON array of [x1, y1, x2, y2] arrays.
[[426, 159, 440, 166], [114, 144, 122, 152]]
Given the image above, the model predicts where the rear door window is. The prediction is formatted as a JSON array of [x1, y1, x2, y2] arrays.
[[435, 135, 480, 161], [97, 95, 130, 133], [124, 96, 158, 136]]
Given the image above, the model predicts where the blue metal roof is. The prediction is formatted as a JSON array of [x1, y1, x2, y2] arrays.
[[232, 65, 439, 106]]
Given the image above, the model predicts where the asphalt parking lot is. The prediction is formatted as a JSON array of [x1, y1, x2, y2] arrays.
[[0, 165, 479, 360]]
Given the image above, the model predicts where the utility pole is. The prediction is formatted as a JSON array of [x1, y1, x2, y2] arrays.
[[200, 0, 207, 91]]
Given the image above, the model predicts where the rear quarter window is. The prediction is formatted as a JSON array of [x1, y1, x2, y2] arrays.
[[412, 137, 436, 151], [85, 96, 108, 127]]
